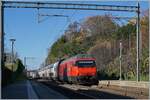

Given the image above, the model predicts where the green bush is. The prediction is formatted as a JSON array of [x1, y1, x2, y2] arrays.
[[2, 59, 25, 86]]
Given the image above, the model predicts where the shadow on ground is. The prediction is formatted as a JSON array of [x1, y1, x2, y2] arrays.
[[77, 89, 134, 99]]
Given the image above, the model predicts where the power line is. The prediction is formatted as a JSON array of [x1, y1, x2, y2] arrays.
[[57, 9, 78, 36], [38, 13, 69, 23]]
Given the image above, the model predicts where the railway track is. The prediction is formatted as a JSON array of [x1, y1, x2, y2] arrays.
[[36, 79, 133, 99], [38, 80, 96, 99]]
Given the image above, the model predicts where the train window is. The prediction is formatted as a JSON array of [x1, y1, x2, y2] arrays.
[[75, 60, 96, 67]]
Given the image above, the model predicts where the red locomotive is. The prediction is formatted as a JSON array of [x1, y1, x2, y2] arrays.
[[58, 54, 98, 85]]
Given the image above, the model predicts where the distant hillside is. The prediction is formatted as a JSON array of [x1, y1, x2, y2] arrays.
[[45, 10, 149, 81]]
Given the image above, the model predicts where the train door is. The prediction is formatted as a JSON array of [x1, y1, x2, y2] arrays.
[[63, 63, 68, 82]]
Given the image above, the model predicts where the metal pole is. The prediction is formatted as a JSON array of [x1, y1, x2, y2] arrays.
[[24, 57, 28, 76], [136, 2, 140, 82], [24, 57, 28, 75], [11, 41, 13, 71], [0, 1, 4, 98], [24, 57, 26, 70], [0, 1, 1, 83], [2, 1, 138, 12], [0, 2, 4, 67], [10, 39, 15, 71], [119, 40, 122, 80]]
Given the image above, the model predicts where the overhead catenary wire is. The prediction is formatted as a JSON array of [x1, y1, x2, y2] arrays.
[[58, 9, 78, 36]]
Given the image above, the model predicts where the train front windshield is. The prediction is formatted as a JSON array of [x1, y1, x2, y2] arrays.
[[76, 60, 96, 67]]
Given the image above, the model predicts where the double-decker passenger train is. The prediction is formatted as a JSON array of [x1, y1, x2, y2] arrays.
[[37, 54, 98, 85]]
